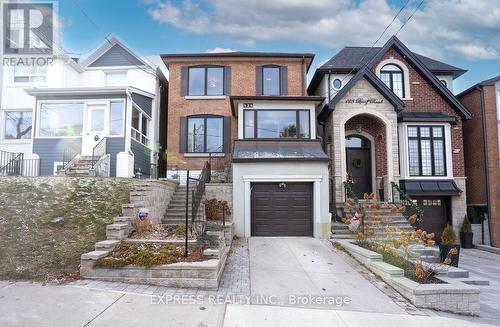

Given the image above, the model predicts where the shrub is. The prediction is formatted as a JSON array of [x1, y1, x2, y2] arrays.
[[460, 215, 472, 233], [441, 224, 457, 245], [204, 199, 231, 222]]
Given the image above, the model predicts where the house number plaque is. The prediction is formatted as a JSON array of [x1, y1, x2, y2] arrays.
[[243, 103, 254, 108]]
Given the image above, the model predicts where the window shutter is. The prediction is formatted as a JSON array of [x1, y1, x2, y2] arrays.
[[224, 66, 231, 95], [179, 117, 187, 153], [280, 66, 288, 95], [180, 67, 188, 97], [223, 116, 232, 153], [255, 66, 263, 95]]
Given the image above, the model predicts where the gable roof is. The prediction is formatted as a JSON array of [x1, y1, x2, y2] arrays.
[[457, 75, 500, 98], [318, 67, 405, 121], [79, 37, 150, 69], [312, 36, 472, 120]]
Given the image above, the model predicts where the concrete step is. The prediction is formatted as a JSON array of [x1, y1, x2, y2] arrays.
[[113, 216, 135, 224], [95, 240, 120, 251], [106, 223, 130, 240], [331, 229, 352, 235], [330, 234, 355, 239], [420, 255, 440, 263]]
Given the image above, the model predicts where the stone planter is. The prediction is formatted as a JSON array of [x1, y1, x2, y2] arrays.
[[334, 240, 480, 315]]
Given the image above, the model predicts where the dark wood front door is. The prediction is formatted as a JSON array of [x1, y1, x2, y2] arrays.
[[346, 135, 372, 198], [251, 182, 313, 237], [415, 197, 450, 243]]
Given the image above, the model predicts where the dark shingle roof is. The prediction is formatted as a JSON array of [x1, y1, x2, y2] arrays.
[[398, 112, 456, 123], [319, 47, 465, 77], [400, 180, 462, 196]]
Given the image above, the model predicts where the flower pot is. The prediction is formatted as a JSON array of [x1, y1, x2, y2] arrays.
[[460, 231, 473, 249], [439, 244, 460, 267]]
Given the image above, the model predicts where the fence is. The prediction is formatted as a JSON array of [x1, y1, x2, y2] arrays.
[[0, 150, 40, 177]]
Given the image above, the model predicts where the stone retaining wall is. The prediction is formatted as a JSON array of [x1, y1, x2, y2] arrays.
[[335, 239, 481, 315], [206, 183, 233, 222], [128, 179, 178, 224]]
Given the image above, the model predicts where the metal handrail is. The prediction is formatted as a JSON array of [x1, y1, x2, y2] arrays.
[[0, 151, 23, 176], [62, 147, 79, 170], [391, 181, 423, 226], [91, 137, 107, 169]]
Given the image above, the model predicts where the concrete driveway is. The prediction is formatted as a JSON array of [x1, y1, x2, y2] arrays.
[[248, 237, 405, 313]]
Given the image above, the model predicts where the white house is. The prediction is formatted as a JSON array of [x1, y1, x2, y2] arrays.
[[0, 37, 168, 177]]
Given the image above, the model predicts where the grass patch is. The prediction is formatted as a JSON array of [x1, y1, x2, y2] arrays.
[[0, 177, 136, 282]]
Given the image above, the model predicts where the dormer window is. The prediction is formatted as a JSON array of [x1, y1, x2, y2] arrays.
[[380, 64, 404, 98]]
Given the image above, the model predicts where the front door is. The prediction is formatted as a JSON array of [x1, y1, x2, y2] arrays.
[[82, 104, 107, 156], [346, 135, 372, 198]]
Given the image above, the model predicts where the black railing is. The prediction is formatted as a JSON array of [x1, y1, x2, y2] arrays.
[[91, 137, 107, 169], [62, 147, 79, 170], [0, 150, 41, 177], [184, 162, 211, 256], [391, 181, 423, 227]]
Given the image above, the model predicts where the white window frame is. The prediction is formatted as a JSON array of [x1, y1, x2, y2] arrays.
[[36, 100, 85, 139], [1, 109, 33, 142], [11, 65, 47, 86], [130, 106, 151, 147], [399, 122, 453, 179], [104, 70, 128, 87]]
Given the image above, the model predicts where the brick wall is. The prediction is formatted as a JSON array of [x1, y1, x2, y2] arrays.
[[374, 48, 466, 177], [166, 59, 307, 170], [345, 115, 387, 176]]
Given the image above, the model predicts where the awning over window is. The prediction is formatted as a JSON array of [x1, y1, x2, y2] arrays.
[[398, 112, 456, 123], [399, 179, 462, 196], [232, 140, 329, 162], [131, 92, 153, 117]]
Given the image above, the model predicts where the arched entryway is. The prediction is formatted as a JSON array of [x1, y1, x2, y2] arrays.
[[345, 135, 373, 198]]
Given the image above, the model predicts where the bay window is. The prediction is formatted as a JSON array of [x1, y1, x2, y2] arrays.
[[244, 110, 310, 139], [3, 111, 32, 139], [39, 103, 84, 137], [187, 116, 223, 153], [407, 126, 446, 176], [131, 106, 150, 146]]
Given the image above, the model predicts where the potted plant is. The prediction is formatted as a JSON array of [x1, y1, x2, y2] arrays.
[[460, 215, 473, 249], [439, 224, 460, 267]]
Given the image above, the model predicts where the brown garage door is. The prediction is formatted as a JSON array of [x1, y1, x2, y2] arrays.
[[415, 197, 450, 242], [251, 182, 313, 236]]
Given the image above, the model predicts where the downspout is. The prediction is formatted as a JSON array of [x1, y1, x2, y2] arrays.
[[478, 85, 493, 245], [327, 72, 331, 102], [301, 56, 306, 96]]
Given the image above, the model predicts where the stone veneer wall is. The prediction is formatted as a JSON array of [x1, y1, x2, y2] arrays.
[[205, 183, 233, 222], [128, 179, 179, 224]]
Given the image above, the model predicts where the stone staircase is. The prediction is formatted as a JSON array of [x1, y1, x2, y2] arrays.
[[59, 155, 95, 176], [162, 183, 205, 225]]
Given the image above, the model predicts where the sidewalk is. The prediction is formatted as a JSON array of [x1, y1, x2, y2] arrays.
[[0, 281, 494, 327]]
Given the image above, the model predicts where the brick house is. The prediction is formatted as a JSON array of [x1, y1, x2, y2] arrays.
[[458, 76, 500, 247], [161, 52, 331, 238], [308, 36, 472, 241]]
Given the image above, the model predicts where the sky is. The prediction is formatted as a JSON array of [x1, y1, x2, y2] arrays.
[[57, 0, 500, 94]]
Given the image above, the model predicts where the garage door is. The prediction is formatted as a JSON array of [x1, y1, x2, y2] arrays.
[[415, 197, 450, 242], [251, 182, 313, 236]]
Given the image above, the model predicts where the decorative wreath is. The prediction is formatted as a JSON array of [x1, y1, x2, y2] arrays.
[[352, 158, 363, 168]]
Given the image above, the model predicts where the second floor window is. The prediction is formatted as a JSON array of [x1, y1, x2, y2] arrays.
[[380, 64, 404, 98], [187, 116, 223, 153], [263, 66, 280, 95], [105, 71, 127, 86], [408, 126, 446, 177], [13, 65, 46, 84], [188, 67, 224, 96], [244, 110, 310, 139]]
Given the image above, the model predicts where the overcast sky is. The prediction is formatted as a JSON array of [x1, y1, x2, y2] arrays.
[[60, 0, 500, 93]]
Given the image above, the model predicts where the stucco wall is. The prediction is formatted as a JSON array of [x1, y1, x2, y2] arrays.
[[232, 161, 330, 238]]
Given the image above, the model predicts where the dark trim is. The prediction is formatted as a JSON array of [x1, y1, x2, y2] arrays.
[[184, 115, 224, 153], [161, 52, 315, 71], [407, 125, 446, 177], [319, 67, 405, 122], [187, 66, 225, 96], [457, 75, 500, 98], [230, 95, 325, 116], [398, 113, 456, 123], [366, 36, 472, 120], [233, 157, 330, 163], [242, 109, 310, 139], [399, 179, 462, 196], [380, 63, 405, 98]]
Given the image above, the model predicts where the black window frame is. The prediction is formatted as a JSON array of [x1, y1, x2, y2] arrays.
[[262, 65, 281, 96], [187, 66, 225, 96], [407, 125, 447, 177], [185, 115, 224, 153], [380, 64, 405, 98], [243, 109, 310, 139]]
